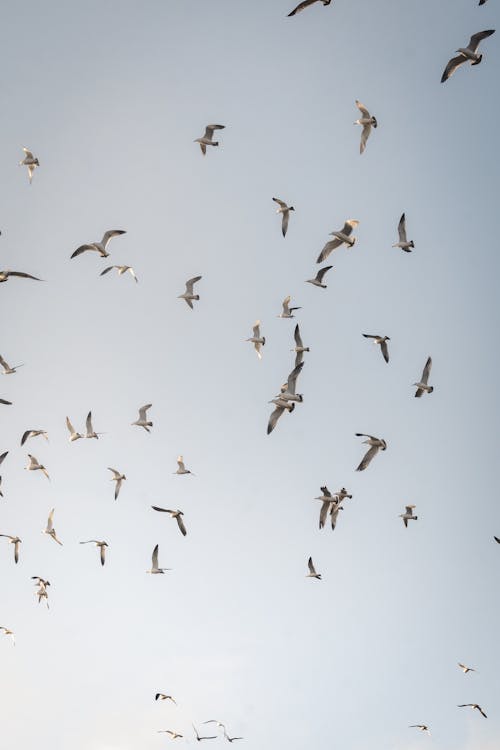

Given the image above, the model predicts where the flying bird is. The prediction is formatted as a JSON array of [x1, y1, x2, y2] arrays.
[[272, 197, 295, 237], [306, 557, 321, 579], [224, 732, 243, 743], [392, 213, 414, 252], [80, 540, 108, 566], [192, 724, 217, 742], [100, 265, 138, 282], [246, 321, 265, 359], [400, 505, 418, 527], [441, 30, 495, 82], [21, 429, 48, 446], [71, 230, 126, 259], [314, 486, 343, 530], [354, 101, 377, 154], [292, 324, 309, 366], [0, 626, 15, 645], [414, 357, 433, 397], [0, 270, 42, 283], [458, 663, 476, 674], [42, 509, 63, 546], [155, 694, 177, 704], [195, 125, 225, 155], [457, 704, 487, 718], [157, 731, 183, 740], [108, 468, 126, 500], [132, 404, 153, 432], [409, 725, 430, 735], [66, 416, 83, 442], [0, 356, 24, 375], [278, 360, 304, 403], [287, 0, 331, 16], [32, 576, 50, 607], [0, 534, 21, 563], [306, 266, 333, 288], [317, 220, 359, 263], [25, 454, 50, 479], [147, 544, 171, 574], [355, 434, 387, 471], [362, 334, 390, 363], [174, 456, 195, 476], [267, 399, 295, 435], [178, 276, 202, 309], [85, 411, 103, 439], [19, 147, 39, 183], [278, 295, 301, 318], [151, 507, 187, 536]]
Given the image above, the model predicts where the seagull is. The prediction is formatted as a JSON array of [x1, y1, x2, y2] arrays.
[[151, 507, 187, 536], [157, 731, 183, 740], [306, 266, 333, 288], [42, 509, 63, 545], [355, 434, 387, 471], [414, 357, 433, 397], [71, 230, 126, 259], [278, 361, 304, 403], [0, 626, 15, 645], [317, 220, 359, 263], [272, 197, 295, 237], [178, 276, 202, 309], [292, 324, 309, 366], [194, 125, 225, 155], [202, 721, 226, 731], [80, 540, 108, 566], [224, 732, 243, 743], [155, 694, 177, 704], [19, 147, 39, 183], [192, 724, 217, 741], [392, 214, 414, 252], [400, 505, 418, 527], [441, 30, 495, 82], [315, 486, 339, 530], [21, 429, 48, 446], [100, 265, 138, 282], [85, 411, 103, 439], [147, 544, 171, 574], [458, 663, 476, 674], [25, 454, 49, 479], [0, 270, 42, 283], [267, 399, 295, 434], [409, 725, 430, 735], [174, 456, 195, 476], [288, 0, 331, 16], [108, 468, 126, 500], [457, 704, 487, 718], [362, 334, 390, 363], [354, 101, 377, 154], [66, 416, 83, 442], [306, 557, 321, 579], [246, 321, 265, 359], [132, 404, 153, 432], [0, 534, 21, 563], [32, 576, 50, 607], [278, 295, 301, 318], [0, 355, 24, 374]]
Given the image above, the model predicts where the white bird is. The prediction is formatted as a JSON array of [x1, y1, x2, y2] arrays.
[[441, 30, 495, 82], [317, 220, 359, 263], [278, 295, 301, 319], [278, 361, 304, 403], [355, 434, 387, 471], [0, 270, 42, 283], [392, 213, 414, 252], [19, 147, 39, 183], [306, 557, 321, 580], [292, 324, 310, 366], [246, 321, 265, 359], [413, 357, 433, 398], [457, 703, 487, 718], [399, 504, 418, 528], [267, 399, 295, 435], [20, 429, 48, 446], [108, 468, 126, 500], [100, 265, 138, 282], [0, 626, 15, 645], [157, 730, 183, 740], [314, 486, 344, 530], [71, 230, 126, 259], [155, 693, 177, 704], [151, 507, 187, 536], [25, 454, 50, 480], [174, 456, 195, 476], [85, 411, 104, 439], [0, 355, 24, 374], [272, 197, 295, 237], [354, 100, 377, 154], [458, 663, 476, 674], [192, 724, 217, 741], [66, 416, 83, 442], [0, 534, 21, 563], [131, 404, 153, 432], [178, 276, 202, 309], [147, 544, 171, 574], [362, 334, 390, 363], [32, 576, 50, 608], [42, 509, 63, 546], [80, 540, 108, 566], [306, 266, 333, 288], [194, 124, 225, 155], [287, 0, 331, 16], [409, 725, 430, 735]]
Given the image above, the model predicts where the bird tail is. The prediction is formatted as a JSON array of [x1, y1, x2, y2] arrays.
[[428, 387, 434, 394], [194, 295, 200, 300], [262, 337, 266, 345], [147, 421, 153, 427], [472, 54, 483, 66]]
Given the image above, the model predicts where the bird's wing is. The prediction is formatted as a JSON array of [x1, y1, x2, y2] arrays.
[[108, 467, 120, 478], [420, 356, 432, 384], [380, 340, 389, 363], [494, 536, 500, 544], [177, 456, 186, 471], [128, 267, 138, 282], [66, 416, 76, 435], [294, 324, 303, 347], [100, 545, 106, 565], [185, 276, 202, 294], [151, 505, 170, 513], [272, 197, 287, 209], [308, 556, 317, 574], [360, 123, 371, 154], [86, 412, 93, 434], [288, 0, 316, 15], [252, 321, 260, 338], [204, 124, 224, 139], [355, 100, 370, 118], [0, 355, 9, 370], [101, 229, 126, 247], [71, 244, 96, 258], [287, 361, 304, 393], [317, 236, 342, 263], [441, 54, 467, 82], [281, 295, 291, 315], [267, 405, 285, 434], [100, 266, 115, 276], [152, 544, 159, 567], [177, 515, 187, 536], [21, 430, 32, 446], [319, 500, 330, 529], [47, 508, 55, 530], [23, 148, 34, 159], [478, 706, 487, 718], [281, 212, 289, 238], [356, 445, 379, 471], [315, 265, 332, 283], [139, 404, 152, 419], [397, 213, 407, 243], [0, 452, 7, 467], [8, 271, 42, 280], [469, 29, 495, 52]]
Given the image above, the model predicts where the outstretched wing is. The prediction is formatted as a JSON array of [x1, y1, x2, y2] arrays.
[[397, 213, 408, 243], [469, 29, 495, 53], [185, 276, 202, 294], [267, 405, 285, 435], [355, 100, 371, 118], [294, 324, 303, 348], [441, 54, 467, 83], [356, 445, 379, 471], [380, 340, 389, 363]]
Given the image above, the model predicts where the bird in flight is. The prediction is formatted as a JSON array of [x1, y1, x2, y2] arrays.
[[174, 456, 195, 476], [223, 731, 243, 743], [80, 540, 108, 566], [0, 398, 12, 405], [19, 147, 39, 183], [267, 398, 295, 435], [306, 557, 321, 579], [0, 626, 15, 645], [317, 220, 359, 263], [457, 703, 487, 718], [399, 505, 418, 527], [413, 357, 433, 397], [100, 265, 138, 282], [0, 534, 21, 563], [0, 355, 24, 375], [155, 693, 177, 704], [409, 725, 430, 735], [157, 730, 183, 740], [0, 270, 42, 283], [32, 577, 50, 608], [194, 125, 225, 155], [21, 429, 48, 446], [362, 334, 390, 363], [287, 0, 331, 16], [314, 486, 344, 531], [178, 276, 202, 309], [355, 434, 387, 471], [278, 295, 301, 319], [272, 197, 295, 237], [85, 411, 103, 439], [441, 30, 495, 82], [108, 468, 126, 500], [151, 507, 187, 536], [458, 663, 476, 674], [66, 416, 83, 442], [306, 266, 333, 289], [71, 230, 126, 259], [132, 404, 153, 432], [147, 544, 171, 574], [278, 360, 304, 403], [392, 213, 414, 252], [246, 321, 265, 359], [42, 509, 63, 546], [25, 454, 50, 480], [291, 324, 309, 366], [354, 100, 377, 154]]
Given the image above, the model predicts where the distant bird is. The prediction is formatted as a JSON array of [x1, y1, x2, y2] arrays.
[[42, 509, 63, 546], [306, 557, 321, 579], [195, 124, 225, 155], [400, 504, 418, 527], [147, 544, 170, 574], [32, 576, 50, 607], [409, 725, 430, 735], [317, 220, 359, 263], [155, 694, 177, 704], [0, 355, 23, 375], [441, 30, 495, 82], [157, 731, 183, 740], [362, 334, 390, 363], [246, 321, 265, 359], [178, 276, 202, 309], [0, 270, 42, 283], [224, 732, 243, 743], [25, 454, 49, 479], [0, 534, 21, 563], [278, 295, 301, 318], [287, 0, 331, 16], [458, 663, 476, 674], [71, 230, 126, 259], [80, 540, 108, 566], [0, 452, 7, 468], [0, 398, 12, 405], [267, 399, 295, 435], [272, 197, 295, 237], [355, 434, 387, 471], [278, 360, 304, 403], [193, 724, 217, 741], [151, 507, 187, 536], [457, 704, 487, 718], [292, 324, 309, 366], [392, 213, 414, 252], [100, 265, 138, 282], [108, 468, 126, 500], [306, 266, 333, 288], [414, 357, 433, 398], [21, 429, 48, 446], [66, 416, 83, 442], [132, 404, 153, 432], [354, 101, 377, 154], [19, 147, 39, 183], [0, 626, 15, 645], [85, 411, 103, 439], [174, 456, 195, 476]]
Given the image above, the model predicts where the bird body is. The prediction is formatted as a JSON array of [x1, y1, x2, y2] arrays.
[[66, 416, 83, 441], [100, 265, 138, 282], [108, 468, 126, 500], [362, 334, 390, 363], [151, 507, 187, 536], [147, 544, 171, 574], [441, 30, 495, 82], [178, 276, 202, 309], [355, 434, 387, 471], [272, 197, 295, 237], [317, 220, 359, 263], [279, 295, 301, 318], [354, 101, 377, 154], [306, 266, 333, 288], [174, 456, 195, 475], [392, 213, 414, 252], [19, 147, 39, 183], [25, 454, 49, 479], [292, 324, 309, 366], [0, 534, 22, 563], [458, 703, 487, 718], [132, 404, 153, 432], [21, 429, 48, 446], [414, 357, 433, 397], [306, 556, 321, 579], [458, 663, 476, 674], [71, 230, 126, 259], [42, 509, 63, 545], [288, 0, 331, 16], [195, 125, 225, 155], [400, 505, 418, 527], [246, 321, 265, 359]]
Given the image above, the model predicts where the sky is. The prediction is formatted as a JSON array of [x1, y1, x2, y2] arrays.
[[0, 0, 499, 749]]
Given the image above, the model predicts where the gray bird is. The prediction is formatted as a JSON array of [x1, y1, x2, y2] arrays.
[[392, 213, 414, 252], [306, 557, 321, 579], [71, 230, 126, 259], [277, 361, 304, 403], [272, 197, 295, 237], [151, 507, 187, 536], [306, 266, 333, 288], [267, 399, 295, 435], [414, 357, 433, 397], [0, 356, 24, 375], [362, 334, 390, 363], [457, 704, 487, 718], [194, 125, 225, 155], [355, 434, 387, 471], [21, 429, 48, 446], [291, 324, 309, 366], [0, 534, 22, 563], [108, 468, 126, 500], [317, 220, 359, 263], [288, 0, 331, 16], [100, 265, 138, 282], [246, 320, 265, 359], [399, 505, 418, 527], [441, 30, 495, 82], [278, 295, 301, 318], [132, 404, 153, 432], [19, 147, 39, 183], [178, 276, 202, 309], [0, 270, 42, 283], [42, 509, 63, 546], [80, 540, 108, 566], [354, 101, 377, 154]]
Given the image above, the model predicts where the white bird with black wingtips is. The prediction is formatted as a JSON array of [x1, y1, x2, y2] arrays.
[[42, 509, 63, 546], [272, 197, 294, 237], [392, 214, 414, 252], [354, 100, 377, 154], [71, 230, 126, 259]]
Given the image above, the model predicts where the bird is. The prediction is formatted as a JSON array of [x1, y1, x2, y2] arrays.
[[174, 456, 195, 476], [80, 540, 108, 566], [409, 725, 430, 735], [0, 355, 24, 375], [458, 663, 476, 674], [314, 486, 340, 530], [131, 404, 153, 432], [157, 731, 183, 740], [108, 468, 126, 500], [278, 295, 301, 318], [0, 452, 8, 468], [272, 197, 295, 237], [0, 626, 15, 645], [85, 411, 103, 439], [306, 266, 333, 288], [19, 147, 39, 183], [441, 30, 495, 82], [355, 434, 387, 471], [267, 399, 295, 434], [25, 454, 49, 479], [155, 694, 177, 704], [317, 220, 359, 263], [192, 724, 217, 741], [0, 270, 42, 283], [32, 576, 50, 607], [0, 534, 21, 563], [413, 357, 433, 397], [287, 0, 331, 16], [399, 505, 418, 527], [42, 509, 63, 546], [354, 100, 377, 154], [20, 429, 48, 446], [178, 276, 202, 309], [151, 507, 187, 536], [457, 704, 487, 718], [291, 324, 309, 366], [306, 557, 321, 579], [362, 334, 390, 363], [71, 230, 126, 259], [194, 125, 225, 155], [278, 361, 304, 403], [66, 416, 83, 442], [392, 213, 414, 252], [100, 265, 138, 282], [246, 321, 265, 359], [147, 544, 171, 574]]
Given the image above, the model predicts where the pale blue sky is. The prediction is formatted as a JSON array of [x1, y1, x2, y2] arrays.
[[0, 1, 499, 749]]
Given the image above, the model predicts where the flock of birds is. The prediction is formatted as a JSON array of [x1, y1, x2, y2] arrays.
[[1, 1, 499, 747]]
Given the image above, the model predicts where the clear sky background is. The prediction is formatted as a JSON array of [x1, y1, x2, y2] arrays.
[[0, 1, 499, 749]]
